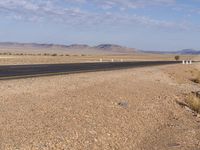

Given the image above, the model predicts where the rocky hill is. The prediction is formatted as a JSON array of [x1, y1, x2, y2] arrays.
[[0, 42, 137, 54]]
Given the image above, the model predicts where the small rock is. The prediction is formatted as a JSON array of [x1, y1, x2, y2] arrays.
[[196, 119, 200, 123], [118, 101, 128, 108], [192, 91, 200, 98], [193, 112, 198, 117], [185, 106, 193, 112], [94, 138, 98, 142], [197, 114, 200, 118], [196, 91, 200, 98], [168, 143, 180, 148], [107, 133, 111, 136]]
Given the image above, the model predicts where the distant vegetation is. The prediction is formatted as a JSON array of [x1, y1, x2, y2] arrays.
[[186, 70, 200, 113], [51, 53, 57, 56], [186, 92, 200, 113], [174, 55, 180, 61], [192, 73, 200, 84], [0, 52, 71, 57]]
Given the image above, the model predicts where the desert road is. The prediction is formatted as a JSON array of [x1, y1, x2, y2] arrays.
[[0, 61, 183, 80]]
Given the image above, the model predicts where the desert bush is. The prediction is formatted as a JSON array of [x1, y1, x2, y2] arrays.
[[186, 92, 200, 113], [43, 53, 50, 56], [3, 52, 9, 55], [192, 72, 200, 84], [0, 53, 8, 55], [175, 55, 180, 61], [51, 53, 57, 56]]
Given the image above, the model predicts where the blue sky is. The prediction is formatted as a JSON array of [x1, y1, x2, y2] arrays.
[[0, 0, 200, 51]]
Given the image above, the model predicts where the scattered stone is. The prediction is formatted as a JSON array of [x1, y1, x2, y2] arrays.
[[176, 100, 189, 108], [196, 91, 200, 98], [185, 106, 193, 112], [197, 114, 200, 118], [193, 112, 198, 117], [168, 143, 180, 148], [118, 101, 128, 108], [191, 91, 200, 98], [94, 138, 98, 142]]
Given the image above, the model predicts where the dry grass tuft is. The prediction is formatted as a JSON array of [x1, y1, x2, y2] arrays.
[[192, 72, 200, 84], [186, 93, 200, 113]]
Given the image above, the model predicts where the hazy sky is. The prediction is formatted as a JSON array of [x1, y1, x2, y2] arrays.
[[0, 0, 200, 51]]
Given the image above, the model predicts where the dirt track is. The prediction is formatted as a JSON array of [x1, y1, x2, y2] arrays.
[[0, 64, 200, 149]]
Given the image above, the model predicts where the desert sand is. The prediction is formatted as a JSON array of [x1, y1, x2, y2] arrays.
[[0, 62, 200, 149], [0, 54, 197, 66]]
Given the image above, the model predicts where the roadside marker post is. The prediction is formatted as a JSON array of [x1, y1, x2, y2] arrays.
[[100, 59, 103, 62], [111, 59, 114, 62], [182, 60, 193, 65]]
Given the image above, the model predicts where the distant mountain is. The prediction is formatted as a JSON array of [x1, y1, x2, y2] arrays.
[[67, 44, 90, 49], [94, 44, 124, 49], [176, 49, 200, 54], [0, 42, 137, 54], [142, 49, 200, 55], [0, 42, 65, 48], [94, 44, 137, 53]]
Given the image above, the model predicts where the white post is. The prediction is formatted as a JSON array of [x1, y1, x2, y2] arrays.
[[189, 60, 192, 64], [111, 59, 114, 62], [120, 59, 123, 62], [100, 58, 103, 62], [186, 60, 189, 65], [182, 60, 185, 64]]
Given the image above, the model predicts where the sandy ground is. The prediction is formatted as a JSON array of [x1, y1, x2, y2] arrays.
[[0, 54, 197, 65], [0, 63, 200, 149]]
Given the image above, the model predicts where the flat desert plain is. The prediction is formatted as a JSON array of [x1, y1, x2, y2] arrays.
[[0, 54, 196, 65], [0, 58, 200, 149]]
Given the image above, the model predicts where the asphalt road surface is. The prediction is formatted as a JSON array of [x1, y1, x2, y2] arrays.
[[0, 61, 182, 80]]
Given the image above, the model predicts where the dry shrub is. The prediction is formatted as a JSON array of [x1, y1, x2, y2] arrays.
[[186, 93, 200, 113], [192, 73, 200, 84], [43, 53, 50, 56], [51, 53, 57, 56]]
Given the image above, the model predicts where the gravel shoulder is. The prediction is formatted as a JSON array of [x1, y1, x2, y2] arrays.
[[0, 64, 200, 149]]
